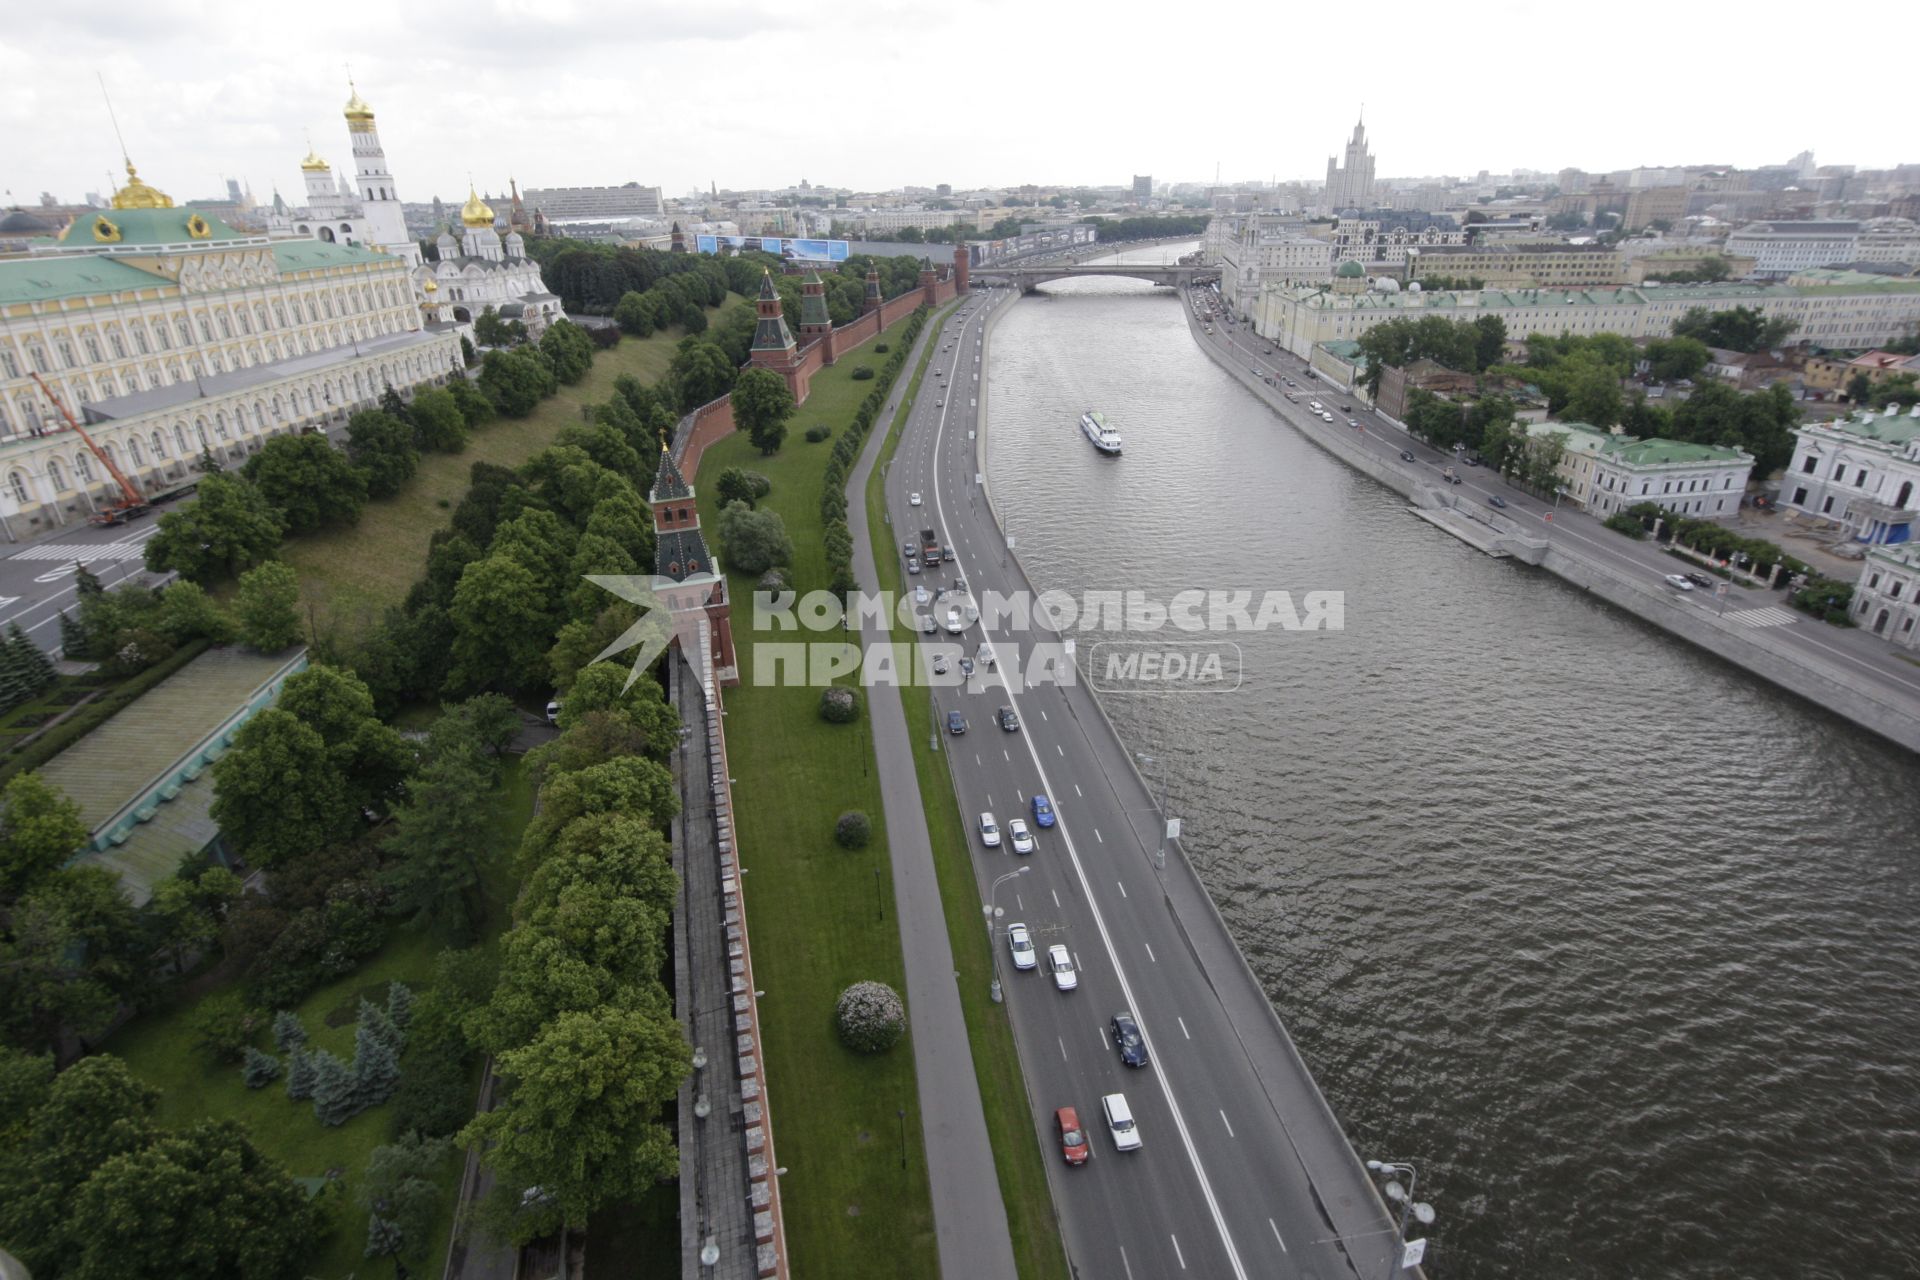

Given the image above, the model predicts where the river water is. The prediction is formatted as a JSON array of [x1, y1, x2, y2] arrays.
[[981, 243, 1920, 1279]]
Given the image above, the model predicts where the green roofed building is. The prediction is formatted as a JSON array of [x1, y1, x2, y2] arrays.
[[39, 646, 307, 905], [1525, 420, 1754, 519]]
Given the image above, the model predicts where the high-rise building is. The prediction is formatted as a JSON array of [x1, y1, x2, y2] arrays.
[[1324, 118, 1376, 212], [1133, 174, 1153, 201]]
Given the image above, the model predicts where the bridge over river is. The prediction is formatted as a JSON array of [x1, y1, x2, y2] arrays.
[[972, 261, 1219, 292]]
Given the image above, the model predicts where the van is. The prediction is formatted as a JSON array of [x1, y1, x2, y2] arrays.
[[1101, 1093, 1142, 1151]]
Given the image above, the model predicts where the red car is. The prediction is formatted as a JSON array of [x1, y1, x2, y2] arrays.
[[1056, 1106, 1090, 1165]]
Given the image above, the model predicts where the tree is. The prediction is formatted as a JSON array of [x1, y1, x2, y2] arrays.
[[242, 1046, 282, 1088], [210, 710, 352, 865], [477, 349, 556, 417], [1846, 371, 1874, 404], [835, 810, 872, 849], [68, 1119, 324, 1280], [461, 1004, 687, 1237], [283, 1047, 316, 1101], [519, 757, 679, 871], [613, 290, 657, 337], [360, 1133, 451, 1262], [189, 991, 265, 1063], [352, 1009, 403, 1107], [387, 980, 415, 1032], [309, 1046, 356, 1126], [447, 554, 558, 695], [1867, 372, 1919, 411], [538, 320, 595, 385], [473, 307, 527, 348], [155, 581, 234, 645], [1645, 336, 1712, 383], [383, 742, 499, 940], [0, 869, 139, 1055], [458, 692, 522, 757], [667, 339, 736, 411], [346, 410, 420, 499], [0, 1055, 157, 1270], [550, 662, 679, 750], [1672, 305, 1796, 354], [0, 772, 88, 901], [409, 386, 469, 452], [233, 560, 302, 651], [714, 501, 793, 574], [242, 434, 367, 532], [733, 367, 796, 456], [835, 981, 906, 1053], [1471, 315, 1508, 371], [272, 1010, 308, 1053], [143, 473, 286, 582], [1562, 353, 1625, 428]]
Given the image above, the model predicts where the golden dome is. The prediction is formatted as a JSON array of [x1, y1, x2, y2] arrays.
[[460, 187, 496, 228], [423, 278, 438, 293], [111, 160, 174, 210], [344, 85, 374, 124], [300, 147, 329, 172]]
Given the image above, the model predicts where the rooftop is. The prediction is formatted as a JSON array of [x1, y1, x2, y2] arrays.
[[1527, 420, 1753, 466], [1802, 410, 1920, 447]]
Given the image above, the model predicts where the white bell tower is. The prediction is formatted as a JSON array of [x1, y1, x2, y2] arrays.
[[344, 81, 420, 266]]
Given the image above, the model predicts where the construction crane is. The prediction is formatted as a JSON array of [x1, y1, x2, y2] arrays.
[[28, 372, 151, 526]]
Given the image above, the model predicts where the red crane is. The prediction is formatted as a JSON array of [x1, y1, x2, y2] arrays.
[[28, 372, 151, 526]]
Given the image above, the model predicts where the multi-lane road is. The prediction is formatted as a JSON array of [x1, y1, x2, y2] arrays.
[[0, 517, 168, 655], [881, 294, 1404, 1279], [1194, 300, 1920, 721]]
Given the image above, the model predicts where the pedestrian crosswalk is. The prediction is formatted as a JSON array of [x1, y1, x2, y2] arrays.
[[1723, 605, 1798, 629], [9, 542, 147, 562]]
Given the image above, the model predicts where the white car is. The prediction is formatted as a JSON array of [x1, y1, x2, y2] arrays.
[[1664, 573, 1696, 592], [1102, 1093, 1142, 1152], [931, 653, 949, 676], [979, 812, 1001, 848], [909, 492, 922, 506], [1007, 923, 1036, 970], [1048, 945, 1077, 991], [1321, 412, 1335, 422], [1008, 819, 1034, 854], [913, 585, 931, 606]]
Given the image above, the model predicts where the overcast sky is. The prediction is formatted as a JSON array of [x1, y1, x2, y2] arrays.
[[4, 0, 1911, 210]]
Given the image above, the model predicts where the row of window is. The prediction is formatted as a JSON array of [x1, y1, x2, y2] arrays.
[[0, 280, 409, 380]]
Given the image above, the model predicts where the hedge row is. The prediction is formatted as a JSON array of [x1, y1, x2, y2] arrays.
[[819, 308, 930, 597], [0, 638, 214, 786]]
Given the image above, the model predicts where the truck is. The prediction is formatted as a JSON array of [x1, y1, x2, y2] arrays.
[[920, 528, 943, 565]]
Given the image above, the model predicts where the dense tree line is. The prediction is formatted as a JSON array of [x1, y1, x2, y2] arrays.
[[1355, 314, 1510, 394], [819, 309, 928, 598], [1672, 304, 1797, 354]]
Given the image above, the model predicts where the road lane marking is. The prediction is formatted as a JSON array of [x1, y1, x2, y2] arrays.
[[1094, 829, 1103, 843], [1003, 749, 1010, 761], [1119, 1247, 1134, 1280], [1117, 881, 1127, 899], [1058, 1037, 1068, 1062], [1051, 889, 1060, 908], [1178, 1017, 1190, 1039], [1056, 743, 1064, 756], [1171, 1235, 1186, 1270], [1269, 1219, 1288, 1253], [1144, 943, 1156, 962], [1220, 1111, 1235, 1138]]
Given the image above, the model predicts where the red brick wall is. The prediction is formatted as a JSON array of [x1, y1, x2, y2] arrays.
[[678, 396, 735, 483]]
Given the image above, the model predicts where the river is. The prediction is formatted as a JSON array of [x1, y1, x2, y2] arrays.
[[980, 242, 1920, 1279]]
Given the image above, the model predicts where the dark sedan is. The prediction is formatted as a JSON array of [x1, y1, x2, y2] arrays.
[[1111, 1013, 1149, 1067], [1487, 495, 1509, 510], [946, 711, 967, 735]]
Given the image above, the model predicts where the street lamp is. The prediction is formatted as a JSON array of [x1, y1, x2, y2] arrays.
[[1134, 751, 1170, 871], [984, 866, 1031, 1003], [1545, 485, 1567, 542], [1365, 1159, 1436, 1278]]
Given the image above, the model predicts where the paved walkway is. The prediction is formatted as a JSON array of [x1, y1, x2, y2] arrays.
[[846, 309, 1018, 1279]]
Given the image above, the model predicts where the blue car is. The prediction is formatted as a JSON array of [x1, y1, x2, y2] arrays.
[[1031, 794, 1055, 828], [947, 711, 967, 736]]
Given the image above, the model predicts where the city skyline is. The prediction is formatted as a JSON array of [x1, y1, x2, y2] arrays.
[[5, 0, 1911, 209]]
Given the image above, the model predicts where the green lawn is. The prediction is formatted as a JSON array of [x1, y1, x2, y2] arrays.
[[284, 299, 746, 644], [102, 755, 535, 1279], [693, 315, 938, 1278], [865, 326, 1071, 1280]]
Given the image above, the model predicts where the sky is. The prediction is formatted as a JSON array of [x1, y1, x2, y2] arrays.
[[3, 0, 1913, 210]]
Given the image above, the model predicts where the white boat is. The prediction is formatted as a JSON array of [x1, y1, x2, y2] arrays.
[[1079, 410, 1123, 455]]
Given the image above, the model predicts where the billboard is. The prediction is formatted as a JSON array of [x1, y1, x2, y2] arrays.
[[695, 234, 851, 262]]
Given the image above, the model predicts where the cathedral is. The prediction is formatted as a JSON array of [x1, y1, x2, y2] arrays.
[[266, 84, 561, 336]]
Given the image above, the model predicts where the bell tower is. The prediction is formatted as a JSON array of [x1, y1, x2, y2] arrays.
[[344, 81, 420, 265]]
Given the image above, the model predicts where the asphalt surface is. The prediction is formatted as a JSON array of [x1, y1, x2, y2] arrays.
[[1195, 302, 1920, 719], [883, 291, 1404, 1280], [0, 517, 170, 656]]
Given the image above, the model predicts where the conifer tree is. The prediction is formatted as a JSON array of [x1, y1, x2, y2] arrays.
[[310, 1047, 356, 1126], [385, 981, 414, 1033], [352, 1016, 403, 1108], [242, 1046, 282, 1089], [284, 1047, 316, 1101], [272, 1010, 308, 1054]]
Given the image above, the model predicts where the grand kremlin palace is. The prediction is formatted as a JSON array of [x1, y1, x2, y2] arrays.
[[0, 166, 462, 537]]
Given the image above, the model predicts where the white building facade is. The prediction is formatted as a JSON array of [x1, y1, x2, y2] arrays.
[[1851, 542, 1920, 647], [1780, 407, 1920, 544], [1725, 221, 1862, 279], [1526, 421, 1752, 518]]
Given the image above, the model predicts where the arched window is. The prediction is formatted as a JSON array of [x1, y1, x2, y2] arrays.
[[134, 326, 149, 354], [175, 317, 192, 346], [108, 331, 126, 358], [255, 305, 268, 331], [1, 349, 16, 377], [57, 338, 76, 368], [73, 452, 93, 484], [272, 394, 284, 419], [8, 472, 27, 505], [173, 425, 188, 456], [19, 400, 40, 434], [253, 403, 266, 430], [195, 420, 210, 450], [217, 312, 231, 338], [151, 430, 167, 460], [274, 302, 288, 327], [83, 334, 102, 362], [28, 344, 48, 373], [238, 310, 252, 335], [46, 459, 64, 490], [127, 437, 143, 467], [196, 315, 212, 342], [214, 411, 230, 439]]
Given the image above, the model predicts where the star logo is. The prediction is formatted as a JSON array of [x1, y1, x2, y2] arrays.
[[584, 575, 677, 692]]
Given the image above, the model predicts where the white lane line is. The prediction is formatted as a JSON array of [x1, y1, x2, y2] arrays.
[[1015, 894, 1024, 910], [1178, 1017, 1190, 1040], [1094, 829, 1103, 844], [1119, 1247, 1135, 1280], [1051, 889, 1060, 909], [1073, 782, 1080, 796], [1144, 943, 1156, 963], [1003, 749, 1010, 761], [1058, 1036, 1068, 1062], [1172, 1235, 1186, 1270], [1117, 881, 1128, 899], [1041, 710, 1049, 722], [1056, 743, 1064, 756], [1268, 1219, 1288, 1253], [1220, 1110, 1235, 1139]]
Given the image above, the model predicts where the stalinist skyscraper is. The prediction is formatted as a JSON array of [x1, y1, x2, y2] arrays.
[[1324, 117, 1376, 212]]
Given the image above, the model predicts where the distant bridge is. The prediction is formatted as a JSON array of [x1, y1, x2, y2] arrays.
[[971, 262, 1219, 292]]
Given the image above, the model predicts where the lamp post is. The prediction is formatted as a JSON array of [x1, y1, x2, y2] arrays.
[[1546, 485, 1566, 541], [984, 865, 1031, 1003], [1134, 751, 1169, 872], [1364, 1159, 1436, 1278]]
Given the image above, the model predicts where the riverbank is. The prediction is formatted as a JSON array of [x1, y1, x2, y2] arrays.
[[1180, 302, 1920, 755]]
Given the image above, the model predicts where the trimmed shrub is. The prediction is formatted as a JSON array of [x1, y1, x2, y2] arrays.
[[851, 366, 875, 381], [874, 344, 889, 353], [818, 685, 859, 724], [835, 981, 906, 1054], [804, 425, 831, 443], [758, 569, 789, 594], [835, 811, 872, 850]]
